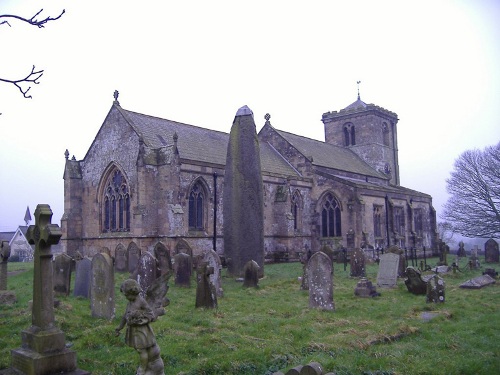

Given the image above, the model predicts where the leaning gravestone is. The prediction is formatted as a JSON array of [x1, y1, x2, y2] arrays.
[[377, 252, 400, 288], [307, 251, 334, 310], [223, 106, 265, 277], [154, 244, 172, 276], [114, 245, 127, 272], [173, 252, 192, 287], [203, 249, 223, 297], [350, 248, 366, 277], [10, 204, 88, 375], [53, 253, 73, 296], [91, 252, 115, 319], [459, 274, 496, 289], [243, 260, 260, 288], [135, 251, 159, 297], [484, 238, 499, 263], [74, 257, 91, 298]]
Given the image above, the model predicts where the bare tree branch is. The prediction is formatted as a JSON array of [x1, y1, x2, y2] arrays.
[[0, 9, 65, 28], [0, 65, 43, 99]]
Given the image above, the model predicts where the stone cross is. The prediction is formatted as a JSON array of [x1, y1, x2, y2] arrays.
[[26, 204, 62, 330]]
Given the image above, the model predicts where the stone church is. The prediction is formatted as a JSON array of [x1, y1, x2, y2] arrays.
[[61, 93, 437, 262]]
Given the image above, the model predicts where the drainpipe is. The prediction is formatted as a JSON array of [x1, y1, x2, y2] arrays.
[[385, 195, 390, 247], [213, 172, 218, 251]]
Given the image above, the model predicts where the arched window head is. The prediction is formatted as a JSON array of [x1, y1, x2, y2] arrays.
[[189, 181, 205, 230], [102, 169, 130, 233], [321, 193, 342, 237], [343, 123, 355, 146]]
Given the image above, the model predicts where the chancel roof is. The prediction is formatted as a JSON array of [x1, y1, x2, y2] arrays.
[[119, 108, 301, 178]]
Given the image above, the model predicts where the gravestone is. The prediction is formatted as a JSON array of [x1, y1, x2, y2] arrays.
[[426, 275, 445, 303], [114, 245, 127, 272], [484, 238, 499, 263], [377, 252, 400, 288], [135, 251, 159, 297], [457, 241, 466, 257], [459, 274, 496, 289], [223, 106, 264, 277], [195, 261, 217, 309], [307, 251, 334, 310], [173, 252, 192, 287], [127, 242, 140, 273], [404, 267, 434, 295], [350, 248, 366, 277], [203, 249, 223, 297], [243, 260, 260, 288], [354, 277, 380, 297], [469, 250, 480, 270], [91, 252, 115, 319], [73, 257, 91, 298], [10, 204, 88, 375], [0, 240, 16, 305], [154, 243, 172, 276], [385, 245, 406, 277], [52, 253, 73, 296]]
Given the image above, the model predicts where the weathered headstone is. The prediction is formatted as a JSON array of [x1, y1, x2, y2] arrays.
[[136, 251, 159, 297], [404, 267, 434, 295], [307, 251, 334, 310], [127, 242, 140, 273], [223, 106, 264, 277], [300, 361, 324, 375], [243, 260, 260, 288], [354, 277, 380, 297], [52, 253, 73, 296], [10, 204, 88, 375], [203, 249, 223, 297], [195, 261, 217, 309], [0, 240, 16, 305], [386, 245, 406, 277], [459, 274, 496, 289], [154, 243, 172, 276], [350, 248, 366, 277], [426, 275, 445, 303], [484, 238, 499, 263], [377, 252, 400, 288], [114, 244, 127, 272], [73, 257, 91, 298], [91, 252, 115, 319], [173, 252, 192, 287]]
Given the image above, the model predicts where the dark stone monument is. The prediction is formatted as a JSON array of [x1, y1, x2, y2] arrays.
[[73, 257, 91, 298], [127, 242, 140, 273], [154, 243, 172, 276], [242, 260, 260, 288], [52, 253, 73, 296], [223, 106, 264, 277], [203, 249, 223, 297], [404, 267, 434, 295], [0, 240, 16, 305], [483, 268, 498, 278], [136, 251, 159, 297], [173, 252, 192, 287], [90, 252, 115, 319], [459, 274, 496, 289], [195, 261, 217, 309], [307, 251, 334, 310], [377, 252, 400, 288], [350, 248, 366, 277], [114, 244, 127, 272], [354, 277, 380, 297], [9, 204, 89, 375], [426, 275, 445, 303], [484, 238, 499, 263], [457, 241, 466, 257]]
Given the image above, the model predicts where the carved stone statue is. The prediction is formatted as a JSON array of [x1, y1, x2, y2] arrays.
[[115, 273, 171, 375]]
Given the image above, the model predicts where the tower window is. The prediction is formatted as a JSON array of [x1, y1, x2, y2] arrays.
[[343, 123, 355, 146]]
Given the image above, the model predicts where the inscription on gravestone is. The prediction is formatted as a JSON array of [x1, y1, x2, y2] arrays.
[[91, 253, 115, 319], [136, 251, 159, 297], [53, 253, 73, 296], [377, 252, 400, 288], [307, 251, 334, 310]]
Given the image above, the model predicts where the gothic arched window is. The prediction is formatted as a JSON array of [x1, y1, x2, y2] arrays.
[[321, 193, 342, 237], [189, 182, 205, 230], [102, 169, 130, 232], [291, 190, 303, 231], [343, 123, 355, 146], [373, 205, 382, 238]]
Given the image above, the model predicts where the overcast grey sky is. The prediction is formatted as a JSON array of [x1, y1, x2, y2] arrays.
[[1, 0, 499, 231]]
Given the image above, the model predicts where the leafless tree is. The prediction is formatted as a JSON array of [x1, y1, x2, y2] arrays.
[[0, 8, 65, 99], [441, 142, 500, 238], [437, 221, 455, 246]]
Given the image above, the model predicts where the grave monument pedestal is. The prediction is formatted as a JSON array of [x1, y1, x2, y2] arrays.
[[8, 205, 89, 375]]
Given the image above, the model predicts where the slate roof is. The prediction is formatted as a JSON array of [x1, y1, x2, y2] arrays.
[[0, 231, 15, 242], [273, 129, 386, 179], [119, 108, 301, 178]]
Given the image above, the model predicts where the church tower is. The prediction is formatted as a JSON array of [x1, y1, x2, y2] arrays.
[[321, 94, 400, 185]]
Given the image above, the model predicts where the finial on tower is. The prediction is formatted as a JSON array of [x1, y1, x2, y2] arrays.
[[356, 81, 361, 100], [113, 90, 120, 105]]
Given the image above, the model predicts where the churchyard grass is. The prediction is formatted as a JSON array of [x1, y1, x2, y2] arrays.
[[1, 258, 499, 374]]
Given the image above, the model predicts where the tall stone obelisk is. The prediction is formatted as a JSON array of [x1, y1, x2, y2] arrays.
[[223, 106, 264, 277]]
